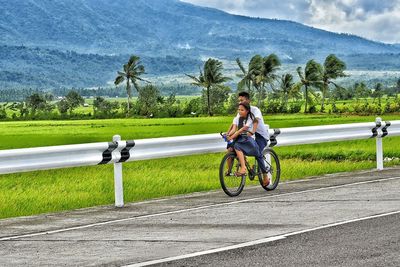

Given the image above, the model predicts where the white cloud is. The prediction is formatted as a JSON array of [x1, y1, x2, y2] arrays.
[[305, 0, 400, 43], [181, 0, 400, 43]]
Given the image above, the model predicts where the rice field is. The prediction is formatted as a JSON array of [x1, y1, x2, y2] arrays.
[[0, 113, 399, 219]]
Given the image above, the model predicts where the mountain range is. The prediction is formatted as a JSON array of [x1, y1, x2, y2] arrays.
[[0, 0, 399, 89]]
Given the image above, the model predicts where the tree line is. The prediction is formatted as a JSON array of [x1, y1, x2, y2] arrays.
[[1, 53, 400, 120], [112, 54, 400, 117]]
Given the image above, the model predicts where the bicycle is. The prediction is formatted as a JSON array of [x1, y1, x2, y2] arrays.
[[219, 132, 280, 197]]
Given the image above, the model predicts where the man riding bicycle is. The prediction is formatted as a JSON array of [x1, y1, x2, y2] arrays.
[[227, 91, 269, 155], [226, 92, 270, 186]]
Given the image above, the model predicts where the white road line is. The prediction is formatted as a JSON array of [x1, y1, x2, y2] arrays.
[[1, 176, 399, 241], [124, 210, 400, 267], [124, 236, 286, 267]]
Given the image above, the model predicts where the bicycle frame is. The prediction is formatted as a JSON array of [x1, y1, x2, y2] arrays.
[[220, 132, 266, 180], [219, 133, 281, 196]]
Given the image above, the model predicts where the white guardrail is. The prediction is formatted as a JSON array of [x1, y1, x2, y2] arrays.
[[0, 118, 398, 207]]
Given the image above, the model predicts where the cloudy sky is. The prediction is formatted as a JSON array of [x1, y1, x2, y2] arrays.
[[181, 0, 400, 44]]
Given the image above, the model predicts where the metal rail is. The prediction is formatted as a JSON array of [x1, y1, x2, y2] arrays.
[[0, 117, 398, 207]]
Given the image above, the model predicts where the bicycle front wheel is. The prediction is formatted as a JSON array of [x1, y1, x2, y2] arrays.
[[259, 148, 280, 191], [219, 152, 246, 197]]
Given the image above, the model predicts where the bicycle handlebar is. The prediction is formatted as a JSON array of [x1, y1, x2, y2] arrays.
[[221, 130, 252, 144], [220, 130, 251, 138]]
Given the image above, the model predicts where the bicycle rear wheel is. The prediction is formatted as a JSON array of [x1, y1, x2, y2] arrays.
[[219, 152, 246, 197], [259, 148, 280, 191]]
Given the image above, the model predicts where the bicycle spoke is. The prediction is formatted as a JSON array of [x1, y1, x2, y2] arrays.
[[259, 148, 280, 191], [219, 153, 246, 196]]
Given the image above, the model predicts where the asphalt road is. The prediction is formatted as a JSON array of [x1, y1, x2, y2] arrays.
[[156, 213, 400, 267], [0, 167, 399, 266]]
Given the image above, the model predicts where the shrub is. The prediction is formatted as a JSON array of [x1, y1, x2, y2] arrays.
[[352, 102, 364, 114], [0, 108, 6, 119], [265, 101, 281, 114], [308, 104, 317, 113], [384, 100, 391, 114], [331, 102, 339, 113], [289, 102, 302, 113], [183, 97, 204, 116], [93, 97, 120, 118]]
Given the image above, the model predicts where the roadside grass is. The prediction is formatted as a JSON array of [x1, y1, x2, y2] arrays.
[[276, 137, 400, 161], [0, 113, 399, 219], [2, 153, 398, 219]]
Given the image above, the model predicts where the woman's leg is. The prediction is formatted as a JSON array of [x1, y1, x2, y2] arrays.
[[234, 149, 247, 174], [226, 148, 234, 175]]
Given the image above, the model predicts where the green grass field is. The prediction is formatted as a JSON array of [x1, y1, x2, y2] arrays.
[[0, 114, 399, 219], [1, 114, 399, 149]]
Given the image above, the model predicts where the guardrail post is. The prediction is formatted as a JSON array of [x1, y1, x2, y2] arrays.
[[375, 117, 384, 170], [113, 135, 124, 207]]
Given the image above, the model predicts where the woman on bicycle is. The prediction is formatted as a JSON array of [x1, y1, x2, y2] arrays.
[[227, 102, 270, 186]]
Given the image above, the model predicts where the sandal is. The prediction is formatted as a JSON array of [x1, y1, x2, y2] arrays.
[[235, 171, 247, 177], [262, 175, 270, 187]]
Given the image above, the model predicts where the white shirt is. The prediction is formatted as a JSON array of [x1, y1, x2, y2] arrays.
[[233, 106, 269, 140], [233, 115, 256, 139]]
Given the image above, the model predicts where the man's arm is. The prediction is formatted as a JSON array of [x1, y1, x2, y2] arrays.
[[251, 107, 263, 134], [228, 114, 240, 136], [249, 120, 258, 136]]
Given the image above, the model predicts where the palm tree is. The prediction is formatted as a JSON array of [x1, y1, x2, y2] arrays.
[[354, 82, 370, 100], [296, 60, 323, 113], [275, 73, 295, 105], [261, 54, 281, 106], [262, 54, 280, 84], [236, 58, 252, 93], [114, 55, 149, 114], [186, 58, 231, 116], [373, 83, 384, 104], [249, 55, 264, 105], [238, 54, 281, 106], [320, 54, 347, 111], [236, 55, 264, 98]]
